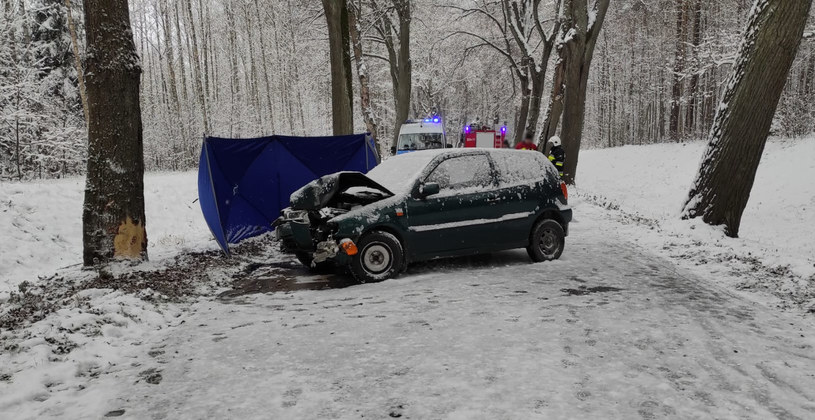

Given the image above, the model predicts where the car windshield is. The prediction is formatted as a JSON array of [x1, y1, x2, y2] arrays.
[[366, 152, 438, 195], [397, 133, 444, 151]]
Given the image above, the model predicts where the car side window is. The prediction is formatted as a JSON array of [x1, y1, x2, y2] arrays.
[[492, 152, 547, 185], [425, 155, 494, 194]]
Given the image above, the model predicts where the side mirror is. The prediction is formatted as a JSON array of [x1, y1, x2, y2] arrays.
[[390, 146, 397, 155], [419, 182, 440, 198]]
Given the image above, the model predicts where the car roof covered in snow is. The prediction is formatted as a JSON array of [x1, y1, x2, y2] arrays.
[[367, 148, 548, 195]]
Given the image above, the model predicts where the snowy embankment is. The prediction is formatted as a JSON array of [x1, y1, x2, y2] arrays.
[[0, 172, 215, 297], [576, 137, 815, 309]]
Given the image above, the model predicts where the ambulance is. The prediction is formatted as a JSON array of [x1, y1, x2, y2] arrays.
[[394, 117, 448, 155]]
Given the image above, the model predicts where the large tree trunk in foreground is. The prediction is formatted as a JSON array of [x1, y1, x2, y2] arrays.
[[322, 0, 354, 135], [82, 0, 147, 265], [682, 0, 812, 237], [558, 0, 609, 185]]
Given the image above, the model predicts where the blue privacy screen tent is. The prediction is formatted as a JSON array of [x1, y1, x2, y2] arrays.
[[198, 134, 379, 256]]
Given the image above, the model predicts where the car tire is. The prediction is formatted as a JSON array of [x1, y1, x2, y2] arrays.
[[527, 219, 565, 262], [295, 252, 333, 273], [350, 231, 404, 283]]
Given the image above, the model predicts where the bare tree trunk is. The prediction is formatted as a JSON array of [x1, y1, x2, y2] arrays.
[[558, 0, 609, 185], [526, 65, 548, 139], [198, 0, 210, 103], [243, 4, 262, 131], [82, 0, 148, 265], [685, 0, 703, 138], [348, 1, 379, 149], [391, 0, 412, 148], [540, 55, 565, 145], [669, 0, 688, 141], [255, 0, 276, 134], [183, 0, 209, 134], [64, 0, 89, 126], [514, 72, 530, 142], [285, 0, 307, 134], [540, 5, 570, 146], [682, 0, 812, 237], [224, 2, 240, 137], [173, 2, 189, 106], [322, 0, 355, 135], [160, 0, 180, 120]]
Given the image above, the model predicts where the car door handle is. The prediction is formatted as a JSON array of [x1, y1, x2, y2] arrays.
[[486, 197, 501, 204]]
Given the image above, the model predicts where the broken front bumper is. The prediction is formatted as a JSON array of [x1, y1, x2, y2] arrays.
[[275, 217, 356, 266]]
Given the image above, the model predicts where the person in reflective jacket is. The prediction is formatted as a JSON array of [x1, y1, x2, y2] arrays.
[[547, 136, 565, 178]]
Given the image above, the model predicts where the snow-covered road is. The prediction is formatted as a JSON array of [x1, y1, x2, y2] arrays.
[[109, 204, 815, 420]]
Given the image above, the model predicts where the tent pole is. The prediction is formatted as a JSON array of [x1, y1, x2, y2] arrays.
[[203, 137, 232, 257]]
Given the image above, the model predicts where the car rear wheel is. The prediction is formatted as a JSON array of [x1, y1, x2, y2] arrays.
[[350, 231, 404, 283], [527, 219, 565, 262]]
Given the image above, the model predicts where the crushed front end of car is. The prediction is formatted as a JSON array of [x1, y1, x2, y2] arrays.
[[273, 172, 393, 267]]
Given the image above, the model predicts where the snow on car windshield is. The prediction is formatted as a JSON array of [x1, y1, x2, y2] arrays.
[[366, 152, 439, 194]]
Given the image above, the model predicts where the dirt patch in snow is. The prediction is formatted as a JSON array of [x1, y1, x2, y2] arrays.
[[219, 261, 356, 298], [0, 237, 274, 333]]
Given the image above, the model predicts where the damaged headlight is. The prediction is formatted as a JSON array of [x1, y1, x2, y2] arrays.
[[282, 209, 309, 224]]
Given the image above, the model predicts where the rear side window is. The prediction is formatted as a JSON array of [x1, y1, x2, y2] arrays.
[[425, 155, 493, 193], [492, 152, 546, 185]]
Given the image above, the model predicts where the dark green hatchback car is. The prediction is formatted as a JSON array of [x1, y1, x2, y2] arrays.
[[274, 149, 572, 283]]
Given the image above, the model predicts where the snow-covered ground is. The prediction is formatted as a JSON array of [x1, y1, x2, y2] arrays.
[[577, 137, 815, 309], [2, 138, 814, 418], [0, 172, 216, 297], [7, 199, 815, 419]]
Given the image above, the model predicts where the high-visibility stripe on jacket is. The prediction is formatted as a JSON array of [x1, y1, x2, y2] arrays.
[[548, 145, 565, 177]]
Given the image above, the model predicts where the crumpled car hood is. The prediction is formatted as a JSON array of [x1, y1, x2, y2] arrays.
[[289, 171, 394, 210]]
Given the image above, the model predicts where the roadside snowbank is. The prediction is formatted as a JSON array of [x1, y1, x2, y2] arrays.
[[0, 172, 214, 297], [577, 137, 815, 309]]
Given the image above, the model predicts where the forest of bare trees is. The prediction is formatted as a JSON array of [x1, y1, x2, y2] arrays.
[[1, 0, 814, 180]]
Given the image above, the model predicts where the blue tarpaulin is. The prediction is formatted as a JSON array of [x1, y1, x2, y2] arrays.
[[198, 134, 379, 256]]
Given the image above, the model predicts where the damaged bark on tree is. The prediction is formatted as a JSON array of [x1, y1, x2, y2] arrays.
[[81, 0, 148, 265]]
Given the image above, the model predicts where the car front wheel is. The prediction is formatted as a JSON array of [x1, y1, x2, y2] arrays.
[[527, 219, 565, 262], [350, 231, 404, 283]]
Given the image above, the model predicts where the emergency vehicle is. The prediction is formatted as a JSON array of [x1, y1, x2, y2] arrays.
[[462, 122, 508, 148], [394, 117, 448, 155]]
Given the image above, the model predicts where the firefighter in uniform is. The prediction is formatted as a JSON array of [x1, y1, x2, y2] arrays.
[[547, 136, 565, 178]]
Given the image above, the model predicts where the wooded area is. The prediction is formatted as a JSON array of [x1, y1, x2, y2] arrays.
[[1, 0, 813, 181]]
